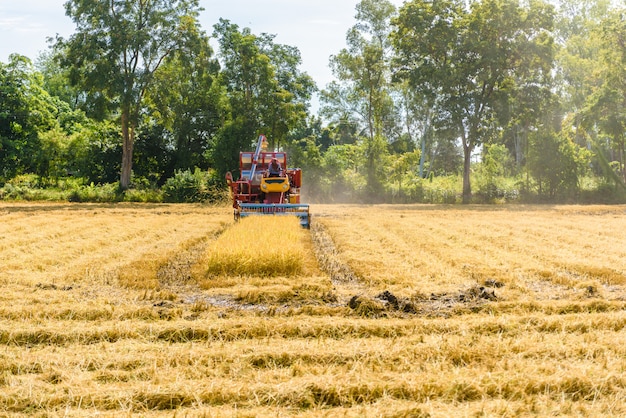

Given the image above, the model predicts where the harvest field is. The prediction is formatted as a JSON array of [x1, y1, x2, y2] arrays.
[[1, 202, 625, 417]]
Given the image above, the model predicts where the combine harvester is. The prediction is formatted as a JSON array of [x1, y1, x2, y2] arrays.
[[225, 135, 311, 228]]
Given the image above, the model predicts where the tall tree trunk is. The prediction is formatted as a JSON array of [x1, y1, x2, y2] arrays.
[[462, 133, 472, 204], [120, 108, 134, 190], [620, 137, 626, 183], [419, 111, 431, 178]]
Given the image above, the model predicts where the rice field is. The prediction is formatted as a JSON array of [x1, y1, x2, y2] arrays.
[[0, 202, 625, 417]]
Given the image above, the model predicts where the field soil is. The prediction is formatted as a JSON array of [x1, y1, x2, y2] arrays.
[[0, 202, 625, 417]]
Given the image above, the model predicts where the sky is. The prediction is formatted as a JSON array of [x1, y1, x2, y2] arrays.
[[0, 0, 406, 91]]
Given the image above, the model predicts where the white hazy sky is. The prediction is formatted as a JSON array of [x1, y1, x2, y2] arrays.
[[0, 0, 406, 90]]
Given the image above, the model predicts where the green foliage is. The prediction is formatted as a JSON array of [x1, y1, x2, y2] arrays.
[[36, 51, 85, 112], [389, 149, 420, 194], [68, 120, 121, 184], [392, 0, 556, 203], [143, 39, 222, 178], [556, 0, 611, 113], [58, 0, 206, 189], [579, 7, 626, 184], [527, 130, 590, 200], [474, 144, 517, 203], [66, 183, 120, 203], [121, 188, 164, 203], [210, 19, 314, 179], [0, 55, 57, 182], [591, 143, 626, 193], [474, 176, 520, 204], [316, 144, 365, 202], [286, 137, 324, 200], [162, 168, 226, 203], [0, 174, 44, 200], [577, 175, 626, 204], [35, 127, 72, 181], [391, 175, 463, 204], [65, 181, 163, 203], [321, 1, 396, 196], [210, 119, 255, 180], [0, 175, 171, 203], [131, 124, 172, 186], [3, 0, 626, 205], [0, 175, 118, 202]]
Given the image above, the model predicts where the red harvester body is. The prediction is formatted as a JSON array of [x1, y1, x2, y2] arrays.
[[225, 135, 310, 228]]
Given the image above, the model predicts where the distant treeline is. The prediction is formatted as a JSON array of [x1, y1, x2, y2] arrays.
[[1, 0, 625, 204]]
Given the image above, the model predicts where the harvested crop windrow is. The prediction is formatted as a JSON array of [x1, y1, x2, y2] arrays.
[[0, 203, 232, 287], [198, 216, 310, 278], [157, 221, 231, 287], [310, 221, 359, 284], [310, 221, 367, 305], [119, 223, 231, 290]]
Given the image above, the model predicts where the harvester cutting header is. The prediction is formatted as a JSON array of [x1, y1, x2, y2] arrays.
[[225, 135, 311, 228]]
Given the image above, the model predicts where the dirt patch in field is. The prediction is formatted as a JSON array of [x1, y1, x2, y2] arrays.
[[347, 283, 501, 318], [411, 283, 499, 315]]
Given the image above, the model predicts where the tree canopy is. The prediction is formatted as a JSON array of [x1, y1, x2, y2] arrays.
[[57, 0, 205, 189], [1, 0, 626, 204], [392, 0, 555, 202]]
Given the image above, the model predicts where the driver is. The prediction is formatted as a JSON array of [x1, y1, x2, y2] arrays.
[[267, 158, 283, 177]]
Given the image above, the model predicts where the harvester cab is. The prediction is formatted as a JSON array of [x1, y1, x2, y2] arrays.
[[225, 135, 311, 228]]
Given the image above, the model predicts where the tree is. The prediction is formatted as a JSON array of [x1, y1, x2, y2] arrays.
[[0, 55, 57, 182], [395, 80, 432, 178], [321, 0, 398, 198], [555, 0, 612, 116], [527, 129, 589, 199], [321, 143, 365, 201], [144, 37, 222, 180], [389, 149, 420, 198], [211, 19, 314, 178], [57, 0, 205, 189], [258, 40, 316, 149], [392, 0, 555, 203], [584, 7, 626, 182], [36, 50, 85, 111], [68, 120, 122, 184]]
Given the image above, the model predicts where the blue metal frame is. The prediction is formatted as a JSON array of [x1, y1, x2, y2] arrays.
[[238, 203, 310, 228]]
